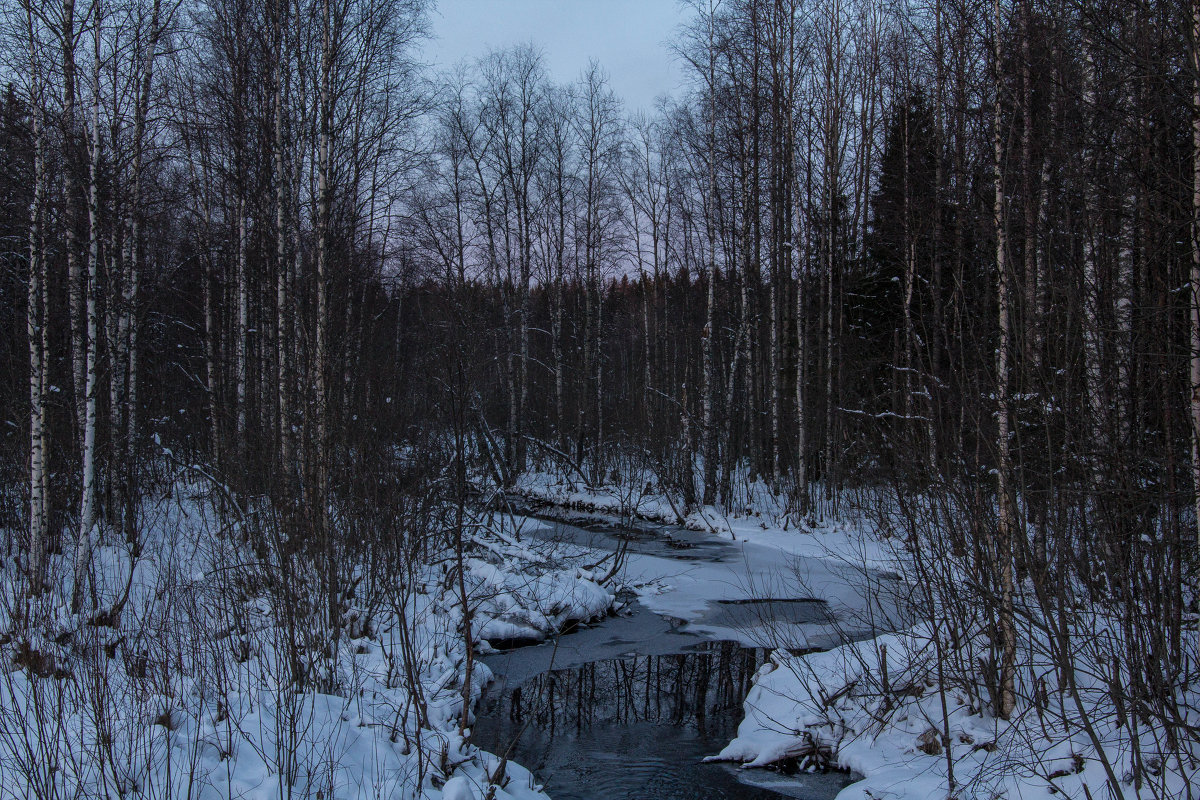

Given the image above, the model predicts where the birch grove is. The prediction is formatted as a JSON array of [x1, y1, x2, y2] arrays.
[[0, 0, 1197, 794]]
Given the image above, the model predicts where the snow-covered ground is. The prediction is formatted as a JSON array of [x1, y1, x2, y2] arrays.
[[5, 463, 1195, 800], [513, 468, 896, 571], [715, 614, 1199, 800], [512, 471, 1200, 800], [0, 481, 614, 800]]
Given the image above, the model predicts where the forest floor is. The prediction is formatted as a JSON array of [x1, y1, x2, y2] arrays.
[[2, 467, 1195, 799], [0, 477, 616, 800]]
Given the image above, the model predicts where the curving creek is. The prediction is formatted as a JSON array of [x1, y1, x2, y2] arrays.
[[471, 511, 875, 800]]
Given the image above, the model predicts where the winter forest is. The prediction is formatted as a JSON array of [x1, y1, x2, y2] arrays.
[[0, 0, 1197, 797]]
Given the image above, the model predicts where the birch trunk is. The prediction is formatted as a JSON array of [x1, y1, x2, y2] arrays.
[[119, 0, 162, 544], [701, 0, 719, 506], [316, 0, 336, 638], [902, 104, 916, 428], [519, 196, 531, 473], [181, 96, 222, 469], [993, 0, 1017, 720], [205, 251, 220, 469], [793, 111, 808, 512], [73, 42, 103, 613], [819, 1, 843, 501], [929, 0, 946, 474], [553, 258, 565, 450], [235, 197, 248, 453], [795, 237, 807, 512], [770, 256, 780, 486], [1116, 121, 1135, 447], [26, 16, 48, 591], [1116, 196, 1134, 446], [274, 0, 293, 482], [1021, 0, 1037, 363], [768, 5, 786, 488], [594, 268, 603, 455], [1191, 0, 1200, 553], [1080, 29, 1106, 466], [108, 224, 124, 530], [1034, 66, 1055, 361], [61, 0, 85, 434]]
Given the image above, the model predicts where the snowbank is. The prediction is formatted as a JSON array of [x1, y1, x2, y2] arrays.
[[0, 480, 615, 800], [714, 622, 1200, 799], [513, 469, 899, 573], [510, 468, 1200, 800]]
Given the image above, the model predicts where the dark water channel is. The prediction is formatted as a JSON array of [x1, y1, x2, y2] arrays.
[[473, 628, 853, 800], [507, 503, 738, 563], [472, 513, 856, 800]]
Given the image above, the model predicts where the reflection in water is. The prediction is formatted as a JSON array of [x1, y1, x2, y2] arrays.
[[507, 641, 757, 737], [473, 641, 852, 800]]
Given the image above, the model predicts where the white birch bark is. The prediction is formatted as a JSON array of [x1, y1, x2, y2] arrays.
[[73, 28, 103, 612], [795, 227, 807, 510], [61, 0, 85, 433], [992, 0, 1017, 720], [204, 246, 219, 469], [902, 103, 916, 426], [107, 226, 122, 523], [274, 0, 293, 481], [1021, 0, 1037, 364], [25, 0, 48, 592], [929, 0, 946, 474], [119, 0, 163, 541], [316, 0, 335, 634], [793, 99, 808, 511], [1115, 70, 1135, 447], [818, 0, 846, 500]]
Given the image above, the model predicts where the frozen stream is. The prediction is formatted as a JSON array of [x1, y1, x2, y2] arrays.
[[472, 512, 891, 799]]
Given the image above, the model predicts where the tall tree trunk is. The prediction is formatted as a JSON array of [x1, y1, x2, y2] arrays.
[[25, 19, 48, 592], [819, 2, 843, 501], [993, 0, 1017, 721], [553, 173, 566, 450], [1021, 0, 1037, 365], [205, 250, 220, 470], [823, 166, 836, 499], [519, 206, 530, 473], [901, 101, 917, 431], [61, 0, 85, 436], [701, 0, 719, 506], [1080, 27, 1106, 469], [794, 240, 807, 513], [119, 0, 162, 545], [73, 42, 103, 613], [929, 0, 946, 474], [108, 226, 125, 529], [316, 0, 337, 645], [274, 0, 294, 486], [235, 197, 249, 458], [1190, 0, 1200, 554]]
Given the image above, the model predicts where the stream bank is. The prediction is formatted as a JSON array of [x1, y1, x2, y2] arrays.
[[471, 513, 870, 799]]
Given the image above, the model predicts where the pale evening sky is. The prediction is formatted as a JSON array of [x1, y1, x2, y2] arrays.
[[423, 0, 692, 114]]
